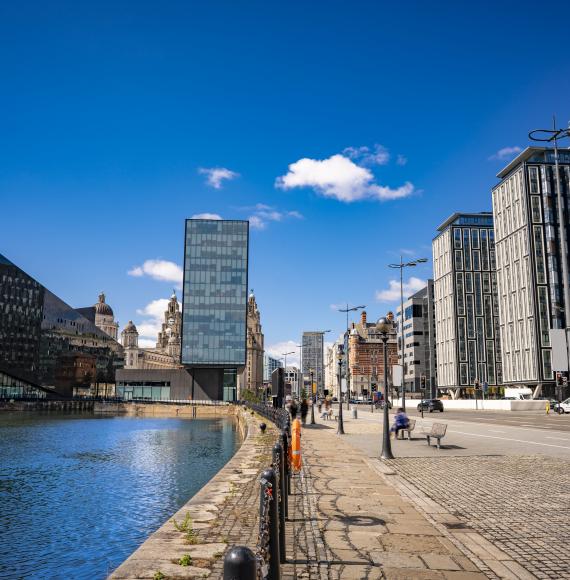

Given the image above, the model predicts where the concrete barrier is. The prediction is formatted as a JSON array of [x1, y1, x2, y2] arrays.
[[395, 398, 546, 412]]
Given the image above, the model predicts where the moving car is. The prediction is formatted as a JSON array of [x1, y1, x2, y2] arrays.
[[555, 398, 570, 414], [417, 399, 444, 413]]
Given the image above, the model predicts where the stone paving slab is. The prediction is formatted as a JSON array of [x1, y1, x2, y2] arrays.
[[282, 423, 489, 580]]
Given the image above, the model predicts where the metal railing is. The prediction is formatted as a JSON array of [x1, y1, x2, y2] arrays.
[[224, 403, 291, 579]]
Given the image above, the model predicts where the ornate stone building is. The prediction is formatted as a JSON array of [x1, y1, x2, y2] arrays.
[[239, 291, 264, 396], [348, 311, 398, 398], [94, 292, 119, 340], [121, 292, 183, 370]]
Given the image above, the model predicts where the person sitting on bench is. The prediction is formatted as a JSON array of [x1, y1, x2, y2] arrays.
[[390, 408, 410, 439]]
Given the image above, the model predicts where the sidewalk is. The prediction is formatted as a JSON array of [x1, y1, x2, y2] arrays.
[[282, 421, 489, 580]]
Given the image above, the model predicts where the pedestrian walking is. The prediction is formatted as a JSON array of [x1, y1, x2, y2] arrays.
[[300, 398, 309, 425]]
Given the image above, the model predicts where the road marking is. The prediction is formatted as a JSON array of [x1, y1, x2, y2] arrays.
[[448, 429, 570, 450], [545, 436, 570, 441], [488, 430, 506, 433]]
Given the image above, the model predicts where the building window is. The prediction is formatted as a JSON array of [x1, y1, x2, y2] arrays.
[[471, 229, 480, 249], [533, 226, 546, 285], [537, 286, 551, 346], [472, 250, 481, 271], [465, 272, 473, 294], [542, 349, 553, 380], [453, 228, 462, 249], [529, 166, 539, 194], [463, 229, 472, 270], [456, 273, 465, 315], [455, 250, 464, 271], [531, 196, 542, 223]]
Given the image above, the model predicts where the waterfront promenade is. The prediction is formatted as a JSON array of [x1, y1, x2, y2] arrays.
[[109, 406, 570, 579]]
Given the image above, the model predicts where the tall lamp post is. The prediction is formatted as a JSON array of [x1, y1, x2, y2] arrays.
[[377, 316, 394, 460], [388, 257, 428, 411], [529, 122, 570, 382], [337, 304, 366, 406], [309, 369, 316, 424], [336, 345, 345, 434]]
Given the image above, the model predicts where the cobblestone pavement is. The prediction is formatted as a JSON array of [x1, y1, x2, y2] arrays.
[[389, 455, 570, 580], [282, 424, 488, 580]]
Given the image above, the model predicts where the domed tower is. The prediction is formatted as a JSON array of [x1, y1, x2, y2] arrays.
[[121, 321, 140, 368], [94, 292, 119, 340]]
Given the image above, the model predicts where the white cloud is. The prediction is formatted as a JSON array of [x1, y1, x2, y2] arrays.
[[489, 146, 522, 161], [343, 144, 390, 166], [266, 340, 301, 368], [247, 204, 304, 230], [276, 153, 415, 203], [376, 276, 427, 302], [191, 213, 223, 220], [128, 260, 183, 288], [396, 154, 408, 166], [134, 298, 170, 344], [198, 167, 239, 189], [248, 215, 266, 230]]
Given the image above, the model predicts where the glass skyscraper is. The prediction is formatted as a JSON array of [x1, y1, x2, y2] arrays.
[[181, 219, 249, 401]]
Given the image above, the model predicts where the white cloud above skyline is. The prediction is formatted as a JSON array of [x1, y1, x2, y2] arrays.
[[133, 298, 170, 344], [375, 276, 427, 302], [276, 153, 415, 202], [128, 259, 183, 288], [191, 212, 223, 220], [198, 167, 239, 189], [266, 340, 301, 368], [248, 203, 304, 230], [488, 146, 522, 161]]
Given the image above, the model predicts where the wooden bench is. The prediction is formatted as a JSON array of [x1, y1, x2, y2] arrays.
[[399, 418, 416, 440], [426, 422, 447, 449]]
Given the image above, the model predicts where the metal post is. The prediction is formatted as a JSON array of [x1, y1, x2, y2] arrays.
[[260, 467, 281, 580], [223, 546, 257, 580], [553, 135, 570, 372], [381, 334, 394, 460], [399, 256, 406, 412], [310, 370, 315, 425], [337, 357, 345, 435], [272, 444, 286, 563], [280, 430, 290, 509]]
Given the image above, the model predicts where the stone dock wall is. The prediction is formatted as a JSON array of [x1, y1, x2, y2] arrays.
[[0, 399, 95, 412], [93, 401, 233, 418], [109, 407, 275, 579]]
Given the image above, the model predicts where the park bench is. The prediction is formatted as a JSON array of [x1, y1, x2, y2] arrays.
[[399, 418, 416, 440], [426, 422, 447, 449]]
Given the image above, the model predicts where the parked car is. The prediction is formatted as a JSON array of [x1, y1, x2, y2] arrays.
[[417, 399, 444, 413], [554, 398, 570, 414]]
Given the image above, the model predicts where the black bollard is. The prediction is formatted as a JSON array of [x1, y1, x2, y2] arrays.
[[260, 422, 267, 433], [223, 546, 257, 580], [260, 467, 281, 580], [272, 443, 286, 563], [280, 430, 290, 509]]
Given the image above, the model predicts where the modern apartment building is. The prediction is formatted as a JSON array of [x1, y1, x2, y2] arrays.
[[492, 147, 570, 394], [302, 331, 325, 393], [396, 280, 437, 395], [263, 354, 283, 382], [181, 219, 249, 401], [432, 212, 503, 393]]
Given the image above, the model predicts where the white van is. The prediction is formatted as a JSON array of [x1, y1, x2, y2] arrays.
[[504, 387, 533, 400], [558, 398, 570, 414]]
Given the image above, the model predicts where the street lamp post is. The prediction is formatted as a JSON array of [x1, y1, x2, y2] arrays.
[[310, 369, 316, 425], [377, 316, 394, 460], [529, 122, 570, 380], [388, 257, 428, 411], [337, 304, 366, 408], [337, 345, 345, 434]]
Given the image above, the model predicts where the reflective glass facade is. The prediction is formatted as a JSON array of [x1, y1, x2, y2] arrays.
[[182, 220, 249, 366], [0, 253, 124, 397]]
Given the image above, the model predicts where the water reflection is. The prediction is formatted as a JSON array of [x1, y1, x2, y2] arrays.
[[0, 412, 239, 579]]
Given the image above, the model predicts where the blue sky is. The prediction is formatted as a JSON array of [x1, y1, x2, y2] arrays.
[[2, 1, 570, 364]]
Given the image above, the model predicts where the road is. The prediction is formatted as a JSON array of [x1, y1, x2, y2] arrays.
[[330, 404, 570, 459]]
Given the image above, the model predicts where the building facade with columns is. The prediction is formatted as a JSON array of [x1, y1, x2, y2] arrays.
[[348, 311, 398, 398], [121, 292, 183, 370]]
